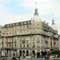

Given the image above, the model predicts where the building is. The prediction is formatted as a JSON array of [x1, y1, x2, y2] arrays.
[[0, 8, 59, 57]]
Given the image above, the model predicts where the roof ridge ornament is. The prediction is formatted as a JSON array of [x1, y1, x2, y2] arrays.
[[52, 18, 55, 25], [34, 8, 39, 16], [34, 1, 39, 16]]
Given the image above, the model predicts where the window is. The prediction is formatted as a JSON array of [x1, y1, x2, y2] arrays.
[[45, 40, 48, 44], [54, 41, 56, 46], [28, 20, 31, 25], [32, 44, 35, 48], [0, 31, 1, 33], [27, 25, 31, 29], [22, 40, 25, 44], [20, 50, 22, 56], [23, 21, 27, 25], [37, 40, 40, 43], [20, 44, 22, 48], [26, 50, 29, 56], [27, 44, 29, 48]]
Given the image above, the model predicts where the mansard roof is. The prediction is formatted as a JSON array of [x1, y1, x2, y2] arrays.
[[3, 20, 31, 28], [42, 21, 58, 34]]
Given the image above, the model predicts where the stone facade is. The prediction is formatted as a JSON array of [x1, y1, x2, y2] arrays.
[[0, 9, 59, 57], [0, 20, 59, 57]]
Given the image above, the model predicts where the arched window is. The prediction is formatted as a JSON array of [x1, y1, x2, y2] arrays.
[[32, 50, 35, 57], [26, 50, 29, 56], [23, 50, 25, 54], [19, 50, 22, 56], [23, 50, 25, 58], [45, 40, 48, 44]]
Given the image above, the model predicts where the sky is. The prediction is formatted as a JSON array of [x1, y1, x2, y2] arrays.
[[0, 0, 60, 33], [0, 0, 33, 25]]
